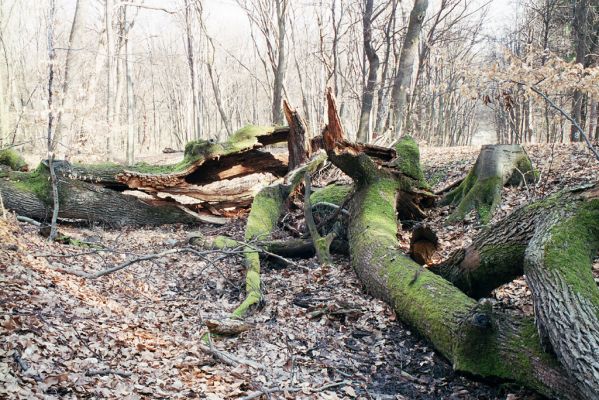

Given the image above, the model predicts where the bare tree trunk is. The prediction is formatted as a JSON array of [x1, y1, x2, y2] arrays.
[[46, 0, 59, 241], [105, 0, 115, 155], [570, 0, 589, 142], [55, 0, 91, 151], [374, 0, 397, 136], [356, 0, 379, 143], [272, 0, 288, 125], [125, 9, 135, 165], [197, 3, 233, 136], [184, 0, 200, 139], [390, 0, 428, 137]]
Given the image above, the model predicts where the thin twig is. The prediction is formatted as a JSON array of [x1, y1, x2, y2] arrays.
[[16, 215, 42, 226], [85, 368, 132, 378], [0, 190, 6, 219], [240, 380, 351, 400]]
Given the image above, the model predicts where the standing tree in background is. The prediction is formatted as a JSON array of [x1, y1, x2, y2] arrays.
[[46, 0, 59, 240], [272, 0, 288, 125], [390, 0, 429, 138], [570, 0, 590, 142], [184, 0, 201, 140], [356, 0, 380, 143], [238, 0, 289, 126]]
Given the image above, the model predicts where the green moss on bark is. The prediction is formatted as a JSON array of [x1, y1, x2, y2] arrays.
[[0, 149, 27, 171], [447, 176, 502, 224], [10, 164, 55, 204], [394, 136, 428, 188], [310, 183, 352, 206], [544, 199, 599, 310]]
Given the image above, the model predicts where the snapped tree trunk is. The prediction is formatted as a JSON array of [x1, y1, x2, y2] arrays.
[[441, 144, 536, 224], [1, 125, 298, 225], [320, 89, 584, 400]]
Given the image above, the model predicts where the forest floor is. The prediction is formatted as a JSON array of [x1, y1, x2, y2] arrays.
[[1, 143, 597, 400]]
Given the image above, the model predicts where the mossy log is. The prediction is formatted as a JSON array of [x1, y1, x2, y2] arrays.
[[65, 125, 292, 215], [442, 144, 536, 224], [321, 89, 582, 399], [524, 187, 599, 399], [430, 188, 592, 299], [232, 151, 328, 318], [0, 164, 198, 226], [0, 148, 27, 171]]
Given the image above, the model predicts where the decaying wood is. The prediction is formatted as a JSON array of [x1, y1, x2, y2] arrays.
[[320, 88, 583, 399], [205, 319, 253, 336], [1, 125, 302, 224], [283, 100, 309, 170], [409, 224, 438, 265]]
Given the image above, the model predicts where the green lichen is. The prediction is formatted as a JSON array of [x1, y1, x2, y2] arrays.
[[0, 149, 27, 171], [544, 199, 599, 311], [310, 183, 352, 206], [394, 136, 428, 189]]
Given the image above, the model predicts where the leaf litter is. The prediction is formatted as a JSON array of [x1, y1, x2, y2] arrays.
[[1, 143, 597, 399]]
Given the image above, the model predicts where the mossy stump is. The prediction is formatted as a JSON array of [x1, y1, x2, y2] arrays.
[[442, 144, 536, 224]]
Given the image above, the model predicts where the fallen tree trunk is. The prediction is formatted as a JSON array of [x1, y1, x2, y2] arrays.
[[66, 125, 291, 215], [0, 164, 199, 226], [321, 89, 582, 399], [429, 189, 589, 298], [442, 144, 536, 224], [524, 187, 599, 399]]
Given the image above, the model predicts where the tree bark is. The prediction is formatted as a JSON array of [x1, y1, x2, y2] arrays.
[[320, 90, 584, 400], [524, 188, 599, 399], [69, 125, 291, 214], [390, 0, 428, 137], [0, 165, 198, 226], [431, 188, 591, 299], [356, 0, 379, 143], [441, 144, 536, 224]]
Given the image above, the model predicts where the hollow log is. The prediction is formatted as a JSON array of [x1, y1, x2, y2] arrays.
[[0, 165, 198, 226], [321, 89, 582, 399], [442, 144, 536, 223]]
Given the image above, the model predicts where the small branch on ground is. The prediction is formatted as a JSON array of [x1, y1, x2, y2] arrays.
[[85, 369, 132, 378], [304, 172, 334, 264]]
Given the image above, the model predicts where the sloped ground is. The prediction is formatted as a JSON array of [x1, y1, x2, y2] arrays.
[[1, 143, 597, 399]]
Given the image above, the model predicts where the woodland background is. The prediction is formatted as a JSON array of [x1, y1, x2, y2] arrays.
[[1, 0, 598, 166]]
